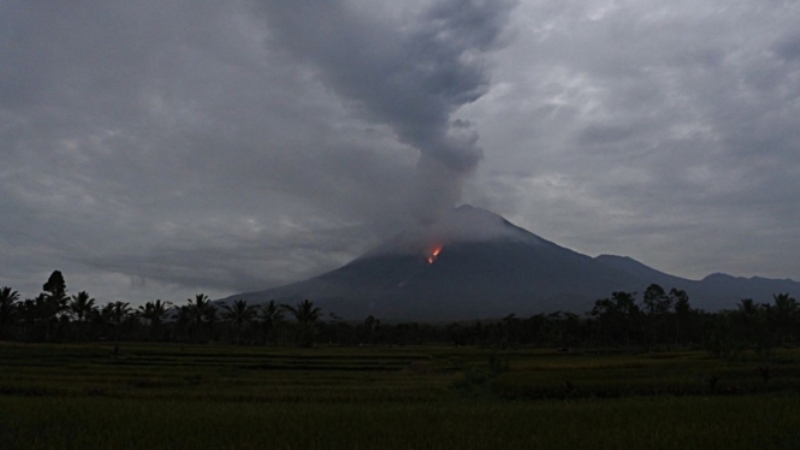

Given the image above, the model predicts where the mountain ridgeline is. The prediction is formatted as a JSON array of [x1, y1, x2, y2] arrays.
[[224, 206, 800, 320]]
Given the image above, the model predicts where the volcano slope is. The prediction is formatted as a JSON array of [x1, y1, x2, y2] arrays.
[[224, 206, 800, 320]]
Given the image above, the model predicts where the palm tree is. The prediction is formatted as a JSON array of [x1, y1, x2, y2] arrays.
[[186, 294, 211, 342], [203, 302, 220, 341], [33, 291, 68, 342], [736, 298, 775, 357], [282, 299, 321, 347], [69, 291, 96, 322], [67, 291, 96, 340], [0, 286, 20, 338], [172, 305, 192, 342], [736, 298, 760, 339], [185, 294, 219, 342], [186, 294, 211, 326], [110, 302, 132, 325], [257, 300, 284, 345], [738, 298, 759, 316], [771, 293, 798, 346], [283, 299, 322, 324], [92, 302, 113, 339], [137, 300, 172, 340], [107, 302, 132, 342], [221, 299, 255, 344]]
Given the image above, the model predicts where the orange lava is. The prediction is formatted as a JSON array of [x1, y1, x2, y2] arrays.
[[427, 245, 443, 264]]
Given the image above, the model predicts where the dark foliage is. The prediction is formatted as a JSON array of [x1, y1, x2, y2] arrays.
[[0, 275, 798, 356]]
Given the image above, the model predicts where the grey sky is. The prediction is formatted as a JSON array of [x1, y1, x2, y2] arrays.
[[2, 0, 799, 305]]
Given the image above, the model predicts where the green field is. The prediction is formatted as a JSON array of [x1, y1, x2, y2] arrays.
[[1, 343, 799, 449]]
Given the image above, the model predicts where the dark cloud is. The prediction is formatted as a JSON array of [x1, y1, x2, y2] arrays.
[[468, 0, 800, 280], [774, 32, 800, 62]]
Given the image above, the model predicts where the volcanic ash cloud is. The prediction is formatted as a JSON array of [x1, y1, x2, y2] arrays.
[[256, 0, 517, 224]]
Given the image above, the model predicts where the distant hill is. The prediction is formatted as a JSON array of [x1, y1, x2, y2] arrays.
[[221, 206, 800, 320]]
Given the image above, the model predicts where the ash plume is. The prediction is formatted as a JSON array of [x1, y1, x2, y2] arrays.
[[255, 0, 516, 223]]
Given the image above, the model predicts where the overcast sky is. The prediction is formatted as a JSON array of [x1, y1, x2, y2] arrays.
[[2, 0, 799, 305]]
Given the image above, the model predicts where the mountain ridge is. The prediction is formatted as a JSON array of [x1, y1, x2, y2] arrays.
[[223, 206, 800, 320]]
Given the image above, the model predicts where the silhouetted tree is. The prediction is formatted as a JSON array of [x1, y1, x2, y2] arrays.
[[0, 286, 20, 339], [643, 284, 673, 345], [446, 322, 467, 347], [358, 315, 380, 345], [203, 303, 221, 341], [771, 293, 797, 346], [37, 271, 70, 341], [172, 305, 192, 342], [257, 300, 284, 345], [66, 291, 96, 340], [222, 299, 255, 344], [548, 311, 582, 348], [733, 298, 776, 358], [43, 270, 67, 300], [590, 291, 642, 346], [321, 312, 355, 344], [500, 314, 523, 348], [282, 299, 321, 347], [107, 301, 132, 342], [69, 291, 96, 322], [186, 294, 214, 342], [138, 300, 172, 340], [670, 288, 691, 344]]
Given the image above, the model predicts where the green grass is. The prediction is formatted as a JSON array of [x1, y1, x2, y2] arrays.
[[1, 396, 799, 449], [1, 342, 799, 449]]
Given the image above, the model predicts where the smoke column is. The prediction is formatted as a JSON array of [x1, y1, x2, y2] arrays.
[[256, 0, 516, 223]]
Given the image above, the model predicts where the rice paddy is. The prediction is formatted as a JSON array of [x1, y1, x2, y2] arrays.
[[1, 342, 799, 449]]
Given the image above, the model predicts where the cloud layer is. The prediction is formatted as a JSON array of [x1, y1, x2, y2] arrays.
[[1, 0, 799, 305]]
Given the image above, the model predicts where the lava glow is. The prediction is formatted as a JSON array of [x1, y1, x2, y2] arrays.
[[427, 246, 443, 265]]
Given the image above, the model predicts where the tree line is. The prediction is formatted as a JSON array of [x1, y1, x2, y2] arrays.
[[1, 271, 798, 357]]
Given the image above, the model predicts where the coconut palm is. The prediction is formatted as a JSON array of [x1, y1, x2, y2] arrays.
[[221, 299, 255, 344], [110, 302, 132, 326], [24, 289, 68, 342], [0, 286, 20, 337], [172, 305, 192, 342], [257, 300, 284, 345], [283, 299, 321, 324], [137, 299, 172, 340], [736, 298, 776, 357], [186, 294, 212, 326], [736, 298, 761, 339], [66, 291, 96, 340], [771, 293, 798, 345], [738, 298, 759, 316], [282, 299, 322, 347], [69, 291, 97, 322], [203, 302, 220, 336], [185, 294, 218, 342], [103, 301, 132, 342]]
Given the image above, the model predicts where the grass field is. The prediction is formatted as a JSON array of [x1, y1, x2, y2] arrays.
[[1, 342, 799, 449]]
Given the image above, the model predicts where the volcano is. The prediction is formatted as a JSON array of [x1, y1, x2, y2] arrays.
[[223, 206, 800, 320]]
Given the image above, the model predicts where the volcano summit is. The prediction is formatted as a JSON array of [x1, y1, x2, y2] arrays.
[[223, 206, 800, 320]]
